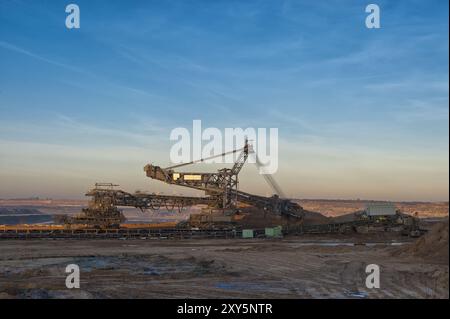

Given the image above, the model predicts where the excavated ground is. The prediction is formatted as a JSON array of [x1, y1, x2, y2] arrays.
[[0, 228, 448, 299]]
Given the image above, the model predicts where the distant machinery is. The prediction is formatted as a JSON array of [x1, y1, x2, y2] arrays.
[[364, 202, 396, 217], [354, 202, 421, 236]]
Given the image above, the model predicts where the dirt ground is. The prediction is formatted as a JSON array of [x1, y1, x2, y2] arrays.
[[0, 232, 448, 299]]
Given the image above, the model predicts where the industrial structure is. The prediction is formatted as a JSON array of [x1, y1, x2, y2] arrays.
[[43, 140, 422, 237], [144, 140, 303, 221], [59, 140, 304, 229]]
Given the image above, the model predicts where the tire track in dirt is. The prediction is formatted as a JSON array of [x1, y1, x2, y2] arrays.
[[1, 238, 447, 298]]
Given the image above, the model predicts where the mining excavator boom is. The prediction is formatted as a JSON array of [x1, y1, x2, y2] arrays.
[[143, 140, 303, 219]]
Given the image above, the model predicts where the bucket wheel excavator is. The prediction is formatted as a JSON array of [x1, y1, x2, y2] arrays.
[[61, 140, 304, 229]]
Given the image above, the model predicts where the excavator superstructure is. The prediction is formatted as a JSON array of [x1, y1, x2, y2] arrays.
[[144, 140, 304, 219], [62, 140, 304, 228]]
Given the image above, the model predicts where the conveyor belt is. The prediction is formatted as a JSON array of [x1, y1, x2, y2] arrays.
[[0, 227, 261, 239], [0, 218, 414, 239]]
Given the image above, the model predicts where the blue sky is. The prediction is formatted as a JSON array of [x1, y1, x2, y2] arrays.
[[0, 0, 448, 200]]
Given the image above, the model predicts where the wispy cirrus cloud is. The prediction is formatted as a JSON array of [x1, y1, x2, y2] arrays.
[[0, 40, 85, 73]]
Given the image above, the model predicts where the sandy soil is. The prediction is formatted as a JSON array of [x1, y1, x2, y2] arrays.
[[0, 233, 447, 299], [394, 219, 449, 264]]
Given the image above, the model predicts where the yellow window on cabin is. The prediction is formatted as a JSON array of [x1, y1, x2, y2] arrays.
[[184, 175, 202, 181]]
